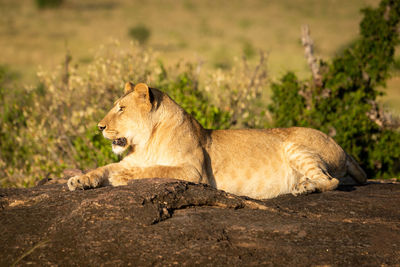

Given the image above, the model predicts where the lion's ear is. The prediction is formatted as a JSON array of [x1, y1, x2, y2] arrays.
[[124, 82, 135, 94], [133, 83, 151, 102]]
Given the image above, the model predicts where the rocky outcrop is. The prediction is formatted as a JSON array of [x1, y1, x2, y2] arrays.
[[1, 178, 399, 266]]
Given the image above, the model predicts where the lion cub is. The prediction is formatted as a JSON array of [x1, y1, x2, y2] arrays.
[[67, 82, 367, 199]]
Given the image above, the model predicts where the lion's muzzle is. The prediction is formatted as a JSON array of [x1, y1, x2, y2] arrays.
[[113, 137, 127, 147]]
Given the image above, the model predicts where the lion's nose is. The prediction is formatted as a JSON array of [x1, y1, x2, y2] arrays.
[[98, 124, 106, 131]]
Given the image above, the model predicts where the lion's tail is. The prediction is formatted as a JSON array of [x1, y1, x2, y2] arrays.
[[346, 154, 367, 184]]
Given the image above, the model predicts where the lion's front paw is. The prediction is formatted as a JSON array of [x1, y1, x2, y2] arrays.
[[67, 175, 101, 191]]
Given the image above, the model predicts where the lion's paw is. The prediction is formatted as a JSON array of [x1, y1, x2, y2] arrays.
[[292, 179, 317, 196], [67, 175, 101, 191]]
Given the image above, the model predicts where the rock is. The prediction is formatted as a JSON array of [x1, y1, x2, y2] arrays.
[[0, 179, 399, 266]]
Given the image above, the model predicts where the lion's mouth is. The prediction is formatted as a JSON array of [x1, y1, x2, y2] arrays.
[[112, 137, 127, 147]]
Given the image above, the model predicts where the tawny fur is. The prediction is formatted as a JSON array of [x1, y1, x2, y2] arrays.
[[67, 82, 367, 199]]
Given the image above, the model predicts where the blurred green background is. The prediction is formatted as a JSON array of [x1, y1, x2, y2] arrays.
[[2, 0, 399, 109]]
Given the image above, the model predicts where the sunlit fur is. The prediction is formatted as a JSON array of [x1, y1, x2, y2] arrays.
[[67, 82, 367, 199], [112, 144, 126, 155]]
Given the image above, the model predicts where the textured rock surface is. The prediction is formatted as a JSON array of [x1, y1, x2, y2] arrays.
[[1, 179, 399, 266]]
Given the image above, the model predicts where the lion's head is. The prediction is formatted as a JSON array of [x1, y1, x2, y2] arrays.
[[98, 82, 155, 155]]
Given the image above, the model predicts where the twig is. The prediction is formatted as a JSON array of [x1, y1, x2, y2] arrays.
[[63, 50, 72, 91], [12, 240, 49, 267], [249, 50, 266, 90], [193, 58, 204, 91], [367, 100, 400, 129], [301, 25, 322, 87]]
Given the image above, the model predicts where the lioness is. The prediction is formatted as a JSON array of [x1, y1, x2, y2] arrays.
[[67, 82, 367, 199]]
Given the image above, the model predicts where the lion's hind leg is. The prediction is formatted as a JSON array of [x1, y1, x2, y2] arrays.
[[291, 176, 317, 195], [285, 143, 339, 196]]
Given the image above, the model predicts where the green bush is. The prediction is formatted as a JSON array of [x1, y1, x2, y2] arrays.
[[128, 24, 151, 45], [242, 40, 256, 59], [269, 0, 400, 178], [72, 125, 119, 170], [0, 66, 42, 187], [35, 0, 63, 9], [156, 62, 231, 130], [269, 72, 308, 128]]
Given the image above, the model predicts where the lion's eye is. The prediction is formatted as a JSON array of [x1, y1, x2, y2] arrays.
[[118, 106, 125, 112]]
